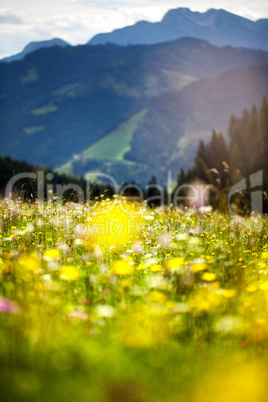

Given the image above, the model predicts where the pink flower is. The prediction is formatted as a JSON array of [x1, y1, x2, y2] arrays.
[[68, 311, 88, 321], [0, 297, 19, 314]]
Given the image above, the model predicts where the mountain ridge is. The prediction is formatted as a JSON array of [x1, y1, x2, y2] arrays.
[[2, 8, 267, 63], [88, 7, 268, 50], [1, 38, 70, 63]]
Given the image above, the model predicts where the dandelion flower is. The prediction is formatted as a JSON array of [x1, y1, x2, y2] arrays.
[[113, 260, 133, 276], [202, 272, 216, 282], [166, 257, 184, 270], [60, 265, 80, 281], [191, 263, 207, 273], [44, 248, 61, 260]]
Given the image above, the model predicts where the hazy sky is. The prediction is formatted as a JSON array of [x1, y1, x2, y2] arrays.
[[0, 0, 267, 58]]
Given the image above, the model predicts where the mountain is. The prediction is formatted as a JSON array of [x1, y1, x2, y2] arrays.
[[1, 38, 70, 63], [89, 8, 268, 51], [0, 38, 268, 186], [125, 64, 268, 183]]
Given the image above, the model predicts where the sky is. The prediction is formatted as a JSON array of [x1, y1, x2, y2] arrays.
[[0, 0, 268, 59]]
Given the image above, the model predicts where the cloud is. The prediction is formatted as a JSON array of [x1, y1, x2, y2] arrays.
[[0, 12, 23, 24]]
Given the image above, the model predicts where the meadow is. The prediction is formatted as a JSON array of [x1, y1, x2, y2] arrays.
[[0, 196, 268, 401]]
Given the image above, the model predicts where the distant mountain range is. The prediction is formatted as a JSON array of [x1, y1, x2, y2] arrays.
[[89, 8, 268, 51], [2, 38, 70, 63], [1, 35, 268, 185], [1, 7, 268, 186], [2, 8, 268, 65]]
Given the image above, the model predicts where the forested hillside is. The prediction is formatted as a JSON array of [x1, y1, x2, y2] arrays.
[[176, 96, 268, 213], [0, 38, 268, 185]]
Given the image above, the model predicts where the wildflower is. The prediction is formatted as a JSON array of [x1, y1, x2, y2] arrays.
[[149, 290, 167, 304], [86, 201, 143, 252], [0, 297, 19, 314], [205, 256, 214, 264], [261, 252, 268, 260], [132, 242, 143, 254], [166, 257, 184, 270], [158, 233, 171, 248], [121, 279, 132, 288], [246, 284, 258, 293], [136, 262, 147, 271], [189, 288, 220, 314], [258, 281, 268, 291], [44, 248, 61, 260], [190, 262, 207, 273], [60, 265, 80, 281], [95, 305, 116, 318], [223, 289, 236, 298], [113, 260, 133, 276], [18, 252, 41, 274], [150, 264, 162, 272], [68, 311, 88, 321], [202, 272, 216, 282]]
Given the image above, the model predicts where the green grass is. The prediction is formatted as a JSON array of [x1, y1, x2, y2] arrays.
[[53, 83, 81, 97], [56, 109, 146, 176], [32, 103, 58, 116], [21, 68, 39, 83], [55, 161, 73, 175], [161, 70, 197, 91], [83, 109, 146, 161], [99, 76, 141, 98], [55, 110, 146, 176], [0, 198, 268, 401]]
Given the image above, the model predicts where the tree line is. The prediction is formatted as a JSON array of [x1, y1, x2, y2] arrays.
[[0, 96, 267, 213], [175, 95, 268, 213]]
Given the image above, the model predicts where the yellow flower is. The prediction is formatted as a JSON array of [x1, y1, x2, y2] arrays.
[[18, 252, 41, 274], [136, 262, 146, 271], [191, 263, 207, 273], [223, 289, 236, 298], [206, 256, 214, 264], [149, 290, 167, 304], [113, 260, 133, 276], [86, 200, 143, 252], [150, 264, 162, 272], [44, 248, 61, 260], [189, 288, 220, 314], [202, 272, 216, 282], [259, 281, 268, 291], [246, 284, 258, 293], [166, 257, 184, 270], [261, 252, 268, 260], [121, 279, 132, 288], [60, 265, 80, 281]]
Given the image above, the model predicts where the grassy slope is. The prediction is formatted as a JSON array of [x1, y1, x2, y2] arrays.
[[57, 110, 147, 175], [161, 70, 196, 92], [83, 109, 147, 162]]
